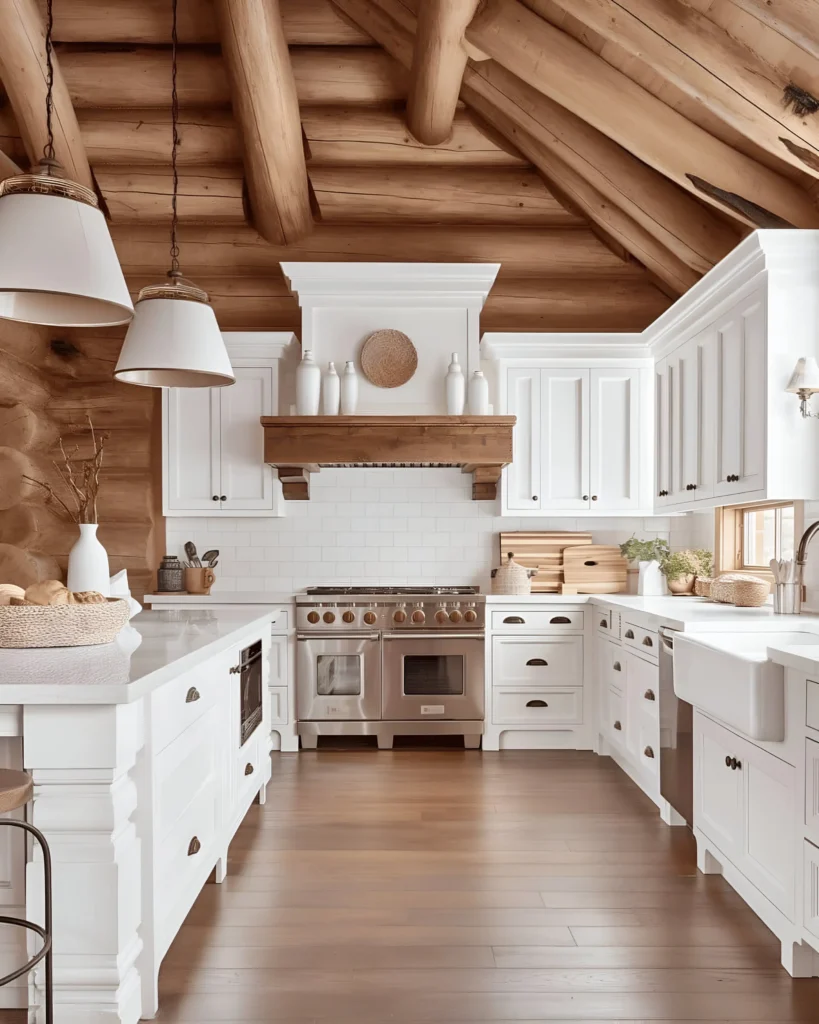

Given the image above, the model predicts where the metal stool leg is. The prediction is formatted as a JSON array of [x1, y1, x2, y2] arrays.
[[0, 819, 53, 1024]]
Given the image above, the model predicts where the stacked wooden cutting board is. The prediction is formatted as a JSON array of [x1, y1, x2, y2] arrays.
[[499, 532, 628, 594]]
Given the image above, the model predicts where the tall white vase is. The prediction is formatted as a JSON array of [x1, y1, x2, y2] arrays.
[[67, 524, 110, 596], [638, 559, 666, 596], [295, 351, 321, 415], [322, 361, 340, 415], [468, 370, 489, 414], [446, 353, 465, 415], [340, 361, 359, 415]]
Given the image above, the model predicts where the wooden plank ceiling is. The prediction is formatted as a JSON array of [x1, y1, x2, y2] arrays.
[[0, 0, 817, 333]]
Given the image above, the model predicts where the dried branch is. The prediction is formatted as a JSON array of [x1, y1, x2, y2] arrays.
[[24, 417, 110, 525], [21, 475, 79, 524]]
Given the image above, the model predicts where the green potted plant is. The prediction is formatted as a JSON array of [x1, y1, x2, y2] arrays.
[[660, 548, 713, 596], [619, 536, 671, 595]]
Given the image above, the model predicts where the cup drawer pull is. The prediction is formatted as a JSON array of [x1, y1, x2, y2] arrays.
[[644, 746, 655, 759], [525, 699, 549, 708], [642, 636, 654, 647], [624, 629, 635, 639], [244, 762, 254, 776], [613, 661, 622, 672], [599, 618, 608, 629], [550, 616, 571, 625], [526, 658, 548, 667], [644, 689, 656, 701], [187, 836, 201, 857], [503, 616, 525, 624], [185, 687, 200, 704], [613, 720, 622, 731]]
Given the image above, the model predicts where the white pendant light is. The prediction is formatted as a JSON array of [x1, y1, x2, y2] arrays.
[[114, 0, 234, 389], [0, 0, 133, 329]]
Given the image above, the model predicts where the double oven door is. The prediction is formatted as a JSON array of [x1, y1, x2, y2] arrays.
[[297, 632, 381, 721], [381, 633, 484, 721]]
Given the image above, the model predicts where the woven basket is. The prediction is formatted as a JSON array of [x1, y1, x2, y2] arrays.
[[710, 573, 770, 608], [491, 552, 531, 595], [694, 577, 714, 598], [0, 598, 130, 648]]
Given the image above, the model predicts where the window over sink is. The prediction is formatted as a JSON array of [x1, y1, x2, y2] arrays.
[[715, 500, 801, 581]]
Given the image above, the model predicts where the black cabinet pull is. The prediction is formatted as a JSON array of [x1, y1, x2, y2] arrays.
[[644, 689, 656, 701], [599, 618, 608, 629], [212, 495, 219, 501], [591, 495, 598, 501], [526, 699, 548, 708], [613, 661, 622, 672], [503, 616, 525, 624], [613, 720, 622, 731], [532, 495, 538, 501], [725, 755, 742, 771], [642, 636, 654, 647], [185, 687, 200, 703], [220, 494, 227, 501], [625, 629, 635, 639], [550, 616, 571, 624], [582, 494, 589, 501], [725, 755, 732, 768], [644, 746, 655, 759], [526, 658, 548, 666]]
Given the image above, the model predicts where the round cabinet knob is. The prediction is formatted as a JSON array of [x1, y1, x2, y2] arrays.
[[591, 495, 598, 502], [220, 495, 227, 501], [532, 495, 538, 501], [307, 610, 320, 624], [363, 611, 377, 625], [342, 610, 355, 623], [212, 495, 219, 501], [411, 609, 426, 624], [449, 609, 462, 623], [464, 608, 477, 623], [582, 494, 589, 501], [435, 609, 448, 624], [393, 609, 407, 623], [323, 611, 336, 624]]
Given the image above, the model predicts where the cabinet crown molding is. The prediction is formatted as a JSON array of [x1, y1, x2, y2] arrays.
[[223, 331, 299, 361], [481, 332, 649, 361]]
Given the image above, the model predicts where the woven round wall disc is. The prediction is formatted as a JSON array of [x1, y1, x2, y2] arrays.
[[360, 329, 418, 388]]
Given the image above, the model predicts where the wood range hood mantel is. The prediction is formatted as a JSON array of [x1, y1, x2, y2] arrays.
[[261, 416, 515, 500]]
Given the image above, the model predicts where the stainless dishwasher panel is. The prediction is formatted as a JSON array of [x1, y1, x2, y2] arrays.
[[659, 627, 693, 825]]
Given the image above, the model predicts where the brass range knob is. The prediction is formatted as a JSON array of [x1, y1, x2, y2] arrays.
[[464, 607, 477, 623], [307, 610, 320, 624], [363, 610, 377, 625], [449, 609, 462, 623], [393, 608, 407, 623], [435, 608, 449, 624], [342, 610, 355, 623], [411, 608, 426, 624], [323, 611, 336, 624]]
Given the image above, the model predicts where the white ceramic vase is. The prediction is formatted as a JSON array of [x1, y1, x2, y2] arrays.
[[322, 361, 340, 415], [295, 351, 321, 415], [67, 524, 111, 596], [638, 559, 666, 597], [468, 370, 489, 414], [445, 353, 465, 415], [340, 361, 359, 415]]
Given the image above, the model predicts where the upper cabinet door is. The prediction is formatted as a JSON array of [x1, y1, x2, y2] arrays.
[[589, 369, 640, 511], [654, 359, 671, 507], [219, 366, 275, 511], [164, 387, 221, 512], [540, 369, 590, 510], [714, 297, 766, 498], [505, 368, 542, 510], [678, 334, 716, 502]]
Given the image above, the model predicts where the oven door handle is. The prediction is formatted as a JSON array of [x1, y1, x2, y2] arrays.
[[297, 634, 380, 641], [382, 633, 484, 641]]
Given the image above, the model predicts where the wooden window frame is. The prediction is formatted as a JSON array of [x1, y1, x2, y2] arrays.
[[715, 500, 802, 584]]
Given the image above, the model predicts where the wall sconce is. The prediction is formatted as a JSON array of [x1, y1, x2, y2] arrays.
[[786, 357, 819, 418]]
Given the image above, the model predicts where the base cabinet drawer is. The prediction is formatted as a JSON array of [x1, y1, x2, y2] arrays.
[[493, 687, 582, 725], [809, 681, 819, 733], [807, 737, 819, 844], [607, 685, 626, 747], [493, 636, 583, 687], [235, 730, 263, 812], [151, 655, 226, 753], [491, 609, 584, 632], [154, 705, 221, 837], [805, 840, 819, 942], [623, 622, 659, 661], [636, 711, 660, 780]]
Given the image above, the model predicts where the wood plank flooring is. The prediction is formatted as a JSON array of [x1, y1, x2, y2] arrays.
[[155, 746, 819, 1022]]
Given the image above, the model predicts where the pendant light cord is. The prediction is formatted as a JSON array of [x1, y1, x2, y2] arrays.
[[42, 0, 56, 172], [169, 0, 181, 277]]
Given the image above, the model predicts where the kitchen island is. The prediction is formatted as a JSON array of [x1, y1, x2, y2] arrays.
[[0, 607, 276, 1024]]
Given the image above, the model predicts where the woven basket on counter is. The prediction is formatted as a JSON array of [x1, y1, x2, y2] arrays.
[[491, 552, 532, 595], [694, 577, 714, 598], [0, 598, 130, 648], [710, 573, 770, 608]]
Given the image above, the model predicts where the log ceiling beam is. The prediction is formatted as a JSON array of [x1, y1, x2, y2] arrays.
[[465, 0, 819, 228], [729, 0, 819, 63], [331, 0, 740, 285], [0, 0, 93, 187], [0, 149, 21, 181], [406, 0, 480, 145], [213, 0, 312, 244], [529, 0, 819, 181]]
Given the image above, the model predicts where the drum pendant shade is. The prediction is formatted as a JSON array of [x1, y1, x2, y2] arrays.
[[0, 178, 134, 328]]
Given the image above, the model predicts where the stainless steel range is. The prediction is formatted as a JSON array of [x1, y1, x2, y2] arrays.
[[296, 586, 485, 749]]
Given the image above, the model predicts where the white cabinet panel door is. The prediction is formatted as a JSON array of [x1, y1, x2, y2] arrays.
[[654, 359, 671, 508], [742, 742, 794, 917], [695, 714, 744, 864], [540, 369, 589, 510], [506, 368, 542, 510], [666, 354, 686, 505], [219, 366, 275, 511], [679, 334, 716, 501], [165, 387, 221, 512], [590, 369, 640, 511], [714, 297, 766, 498]]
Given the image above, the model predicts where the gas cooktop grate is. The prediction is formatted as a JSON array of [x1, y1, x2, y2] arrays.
[[304, 586, 480, 596]]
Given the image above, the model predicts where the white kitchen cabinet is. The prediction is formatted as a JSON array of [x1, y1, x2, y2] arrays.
[[541, 368, 589, 510], [506, 368, 541, 510], [162, 332, 296, 517], [695, 713, 745, 864], [590, 369, 641, 511], [805, 841, 819, 943], [654, 359, 672, 508]]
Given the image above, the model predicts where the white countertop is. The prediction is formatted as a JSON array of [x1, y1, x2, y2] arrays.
[[767, 641, 819, 676], [145, 591, 293, 605], [0, 608, 275, 704]]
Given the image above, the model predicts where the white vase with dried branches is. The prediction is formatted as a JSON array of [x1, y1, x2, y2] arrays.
[[23, 418, 111, 596]]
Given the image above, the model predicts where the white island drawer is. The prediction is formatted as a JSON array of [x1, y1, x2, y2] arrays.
[[808, 681, 819, 733], [154, 704, 220, 838], [151, 654, 229, 752], [492, 636, 583, 687], [493, 687, 582, 725], [805, 840, 819, 942], [491, 609, 584, 633]]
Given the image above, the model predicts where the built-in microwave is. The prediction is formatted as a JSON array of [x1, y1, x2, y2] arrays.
[[238, 640, 264, 745]]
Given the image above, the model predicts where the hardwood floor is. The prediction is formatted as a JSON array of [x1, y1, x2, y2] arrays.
[[154, 746, 819, 1022]]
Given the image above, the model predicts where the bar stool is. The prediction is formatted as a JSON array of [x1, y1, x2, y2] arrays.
[[0, 769, 53, 1024]]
